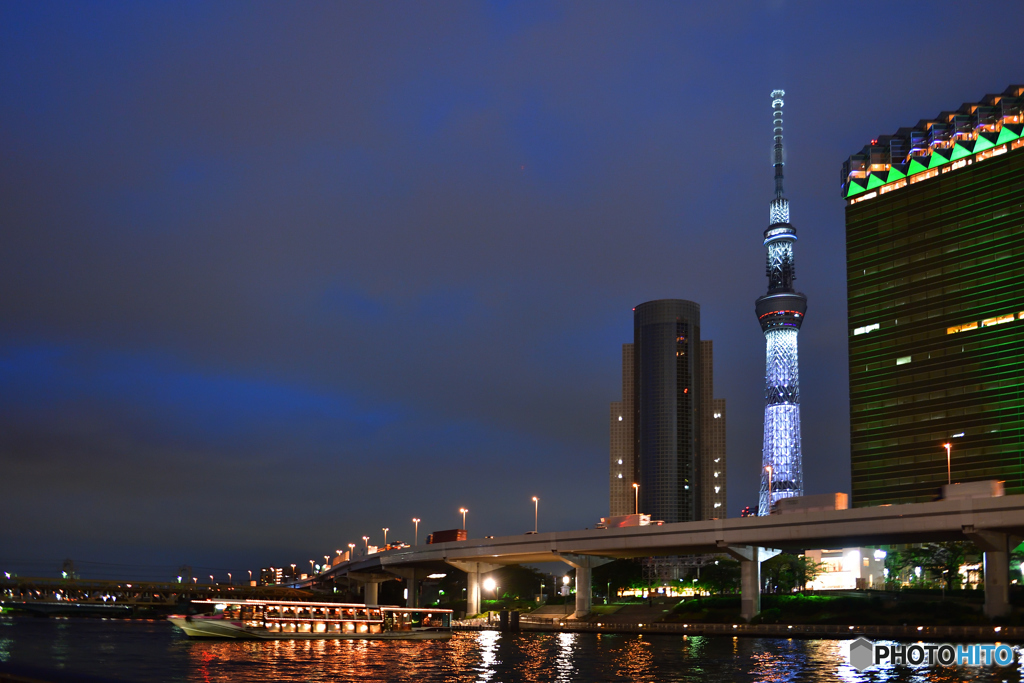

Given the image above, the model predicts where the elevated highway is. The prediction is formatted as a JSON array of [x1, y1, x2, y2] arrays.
[[317, 494, 1024, 620]]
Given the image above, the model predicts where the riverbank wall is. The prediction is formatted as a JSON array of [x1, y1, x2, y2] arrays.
[[454, 619, 1024, 642]]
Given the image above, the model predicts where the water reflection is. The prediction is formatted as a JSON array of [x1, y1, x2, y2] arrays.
[[475, 630, 498, 682], [747, 637, 805, 682], [174, 631, 1024, 683], [2, 617, 1022, 682], [553, 632, 576, 681], [612, 633, 653, 682]]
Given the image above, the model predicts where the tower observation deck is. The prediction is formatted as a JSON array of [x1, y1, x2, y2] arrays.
[[756, 90, 807, 515]]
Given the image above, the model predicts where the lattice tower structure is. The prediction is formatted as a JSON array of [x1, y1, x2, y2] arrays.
[[756, 90, 808, 515]]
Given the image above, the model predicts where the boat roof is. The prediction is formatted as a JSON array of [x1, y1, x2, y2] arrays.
[[192, 599, 451, 612]]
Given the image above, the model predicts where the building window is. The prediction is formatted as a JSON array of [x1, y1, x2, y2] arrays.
[[896, 356, 912, 366]]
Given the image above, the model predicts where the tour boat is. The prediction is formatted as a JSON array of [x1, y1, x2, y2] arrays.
[[168, 599, 452, 640]]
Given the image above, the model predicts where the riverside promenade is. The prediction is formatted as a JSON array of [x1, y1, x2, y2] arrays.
[[454, 617, 1024, 642]]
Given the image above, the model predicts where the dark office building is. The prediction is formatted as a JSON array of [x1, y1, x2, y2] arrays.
[[608, 299, 727, 523], [842, 85, 1024, 507]]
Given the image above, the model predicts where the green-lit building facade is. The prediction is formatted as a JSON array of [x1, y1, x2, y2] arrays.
[[843, 85, 1024, 507]]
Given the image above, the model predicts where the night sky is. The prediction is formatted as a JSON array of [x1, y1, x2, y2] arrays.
[[1, 2, 1020, 581]]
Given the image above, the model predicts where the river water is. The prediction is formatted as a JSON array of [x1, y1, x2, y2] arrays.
[[0, 616, 1021, 682]]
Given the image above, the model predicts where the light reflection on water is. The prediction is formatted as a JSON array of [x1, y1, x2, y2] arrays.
[[0, 617, 1022, 682]]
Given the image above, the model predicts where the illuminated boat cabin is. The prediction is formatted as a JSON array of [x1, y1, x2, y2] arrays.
[[194, 599, 451, 635]]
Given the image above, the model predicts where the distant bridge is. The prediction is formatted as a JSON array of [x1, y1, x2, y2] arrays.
[[309, 494, 1024, 620], [0, 577, 314, 616]]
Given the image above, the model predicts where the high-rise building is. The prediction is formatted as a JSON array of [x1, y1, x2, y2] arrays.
[[842, 85, 1024, 507], [700, 340, 727, 519], [610, 343, 635, 516], [609, 300, 726, 521], [635, 300, 700, 523], [757, 90, 807, 515]]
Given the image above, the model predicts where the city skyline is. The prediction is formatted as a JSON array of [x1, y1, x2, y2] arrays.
[[1, 2, 1021, 579]]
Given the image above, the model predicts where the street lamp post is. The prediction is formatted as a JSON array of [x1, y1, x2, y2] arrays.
[[382, 528, 389, 548], [459, 508, 468, 531], [765, 465, 773, 513], [248, 570, 252, 584], [943, 443, 952, 485], [363, 536, 370, 554], [348, 543, 355, 559], [633, 483, 639, 515], [227, 573, 232, 585], [309, 560, 315, 574], [413, 518, 420, 546], [532, 496, 539, 533]]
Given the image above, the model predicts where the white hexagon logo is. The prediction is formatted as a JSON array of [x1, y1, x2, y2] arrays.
[[849, 637, 874, 672]]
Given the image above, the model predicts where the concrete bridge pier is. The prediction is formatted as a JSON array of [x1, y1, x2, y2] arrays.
[[966, 529, 1011, 618], [556, 553, 612, 618], [447, 561, 501, 616], [389, 568, 423, 608], [719, 544, 779, 622], [342, 572, 392, 606]]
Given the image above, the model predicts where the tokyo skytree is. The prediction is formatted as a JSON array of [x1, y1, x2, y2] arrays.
[[756, 89, 807, 515]]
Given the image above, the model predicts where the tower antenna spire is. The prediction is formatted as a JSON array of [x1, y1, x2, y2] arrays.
[[771, 89, 785, 199]]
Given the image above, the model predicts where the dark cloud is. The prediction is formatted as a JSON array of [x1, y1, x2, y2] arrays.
[[1, 0, 1020, 578]]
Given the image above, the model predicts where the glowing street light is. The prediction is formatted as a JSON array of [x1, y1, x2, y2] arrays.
[[459, 508, 468, 531], [532, 496, 539, 533], [348, 543, 355, 558], [765, 465, 773, 512], [227, 572, 232, 585], [382, 528, 389, 548], [483, 576, 496, 592], [309, 560, 315, 574], [248, 570, 252, 584], [943, 443, 952, 485], [336, 549, 343, 557], [363, 536, 370, 554], [412, 518, 420, 546], [632, 483, 639, 515], [209, 575, 214, 585]]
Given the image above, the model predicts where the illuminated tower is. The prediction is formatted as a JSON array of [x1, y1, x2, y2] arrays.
[[756, 89, 807, 515]]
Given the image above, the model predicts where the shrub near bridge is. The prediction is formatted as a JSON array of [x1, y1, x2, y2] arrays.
[[667, 594, 992, 626]]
